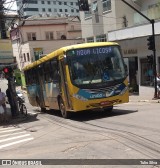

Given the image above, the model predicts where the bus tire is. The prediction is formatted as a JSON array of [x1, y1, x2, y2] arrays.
[[103, 106, 113, 112], [59, 98, 69, 119]]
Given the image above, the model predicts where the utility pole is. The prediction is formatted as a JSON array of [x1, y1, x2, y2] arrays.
[[0, 0, 7, 39], [3, 67, 19, 116], [121, 0, 157, 98]]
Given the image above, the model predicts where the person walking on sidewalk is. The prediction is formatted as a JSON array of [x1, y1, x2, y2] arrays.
[[0, 88, 8, 122], [157, 73, 160, 98]]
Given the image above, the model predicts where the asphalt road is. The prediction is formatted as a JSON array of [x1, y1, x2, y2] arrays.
[[0, 79, 160, 168]]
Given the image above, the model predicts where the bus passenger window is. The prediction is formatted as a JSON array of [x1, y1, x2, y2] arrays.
[[50, 60, 59, 81], [44, 62, 51, 82]]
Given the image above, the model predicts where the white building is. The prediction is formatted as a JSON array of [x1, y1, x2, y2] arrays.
[[10, 16, 82, 70], [80, 0, 160, 98], [16, 0, 80, 18]]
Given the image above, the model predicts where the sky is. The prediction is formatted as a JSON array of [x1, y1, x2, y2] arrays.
[[4, 0, 17, 11]]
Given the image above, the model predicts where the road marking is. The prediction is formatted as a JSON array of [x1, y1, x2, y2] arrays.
[[0, 128, 22, 134], [0, 131, 26, 138], [0, 127, 19, 131], [0, 134, 31, 143], [0, 138, 34, 149], [0, 127, 34, 150]]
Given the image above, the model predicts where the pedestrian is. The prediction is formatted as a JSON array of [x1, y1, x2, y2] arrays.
[[156, 73, 160, 98], [6, 88, 17, 118], [0, 88, 7, 122]]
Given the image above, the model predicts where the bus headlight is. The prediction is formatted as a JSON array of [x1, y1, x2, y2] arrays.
[[119, 87, 128, 95]]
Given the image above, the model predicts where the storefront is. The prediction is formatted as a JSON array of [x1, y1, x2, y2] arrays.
[[118, 35, 160, 97]]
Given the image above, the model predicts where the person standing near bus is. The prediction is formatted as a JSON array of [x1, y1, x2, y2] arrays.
[[6, 88, 17, 118], [0, 88, 7, 121]]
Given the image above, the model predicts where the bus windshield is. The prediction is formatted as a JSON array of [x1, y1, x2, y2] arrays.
[[67, 46, 127, 87]]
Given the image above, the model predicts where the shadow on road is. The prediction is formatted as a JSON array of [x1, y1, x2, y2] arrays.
[[38, 108, 138, 122], [70, 109, 138, 122], [0, 113, 39, 126]]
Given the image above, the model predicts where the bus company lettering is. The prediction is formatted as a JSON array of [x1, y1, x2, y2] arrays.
[[76, 47, 112, 56], [90, 93, 105, 99]]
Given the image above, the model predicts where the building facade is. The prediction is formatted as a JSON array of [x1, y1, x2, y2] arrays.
[[0, 12, 17, 70], [16, 0, 80, 18], [10, 16, 82, 70], [79, 0, 160, 97]]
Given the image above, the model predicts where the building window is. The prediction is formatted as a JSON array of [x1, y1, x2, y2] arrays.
[[24, 8, 38, 11], [28, 0, 38, 4], [64, 2, 67, 5], [71, 9, 74, 13], [48, 8, 51, 12], [45, 32, 54, 40], [59, 2, 62, 5], [87, 37, 94, 43], [102, 0, 111, 12], [70, 2, 73, 5], [76, 9, 79, 12], [24, 53, 26, 62], [53, 1, 56, 5], [76, 2, 78, 6], [54, 8, 57, 12], [27, 53, 30, 61], [84, 5, 92, 18], [47, 1, 50, 4], [41, 1, 44, 4], [27, 32, 36, 41], [42, 8, 45, 12], [59, 9, 62, 12], [65, 9, 68, 12], [96, 34, 106, 42]]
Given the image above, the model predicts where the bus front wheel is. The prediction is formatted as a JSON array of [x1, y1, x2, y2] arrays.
[[103, 106, 113, 112], [59, 98, 69, 118]]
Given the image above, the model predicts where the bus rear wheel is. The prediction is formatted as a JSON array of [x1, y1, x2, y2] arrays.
[[59, 98, 69, 118]]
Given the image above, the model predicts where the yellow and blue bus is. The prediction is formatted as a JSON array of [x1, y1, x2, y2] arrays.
[[23, 42, 129, 118]]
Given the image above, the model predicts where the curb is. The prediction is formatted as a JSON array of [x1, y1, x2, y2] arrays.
[[129, 99, 160, 103]]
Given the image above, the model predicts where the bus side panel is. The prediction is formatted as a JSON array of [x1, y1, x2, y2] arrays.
[[44, 82, 60, 110], [26, 84, 38, 107]]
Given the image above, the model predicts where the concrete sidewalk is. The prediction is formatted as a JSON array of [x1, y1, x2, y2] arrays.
[[129, 93, 160, 103]]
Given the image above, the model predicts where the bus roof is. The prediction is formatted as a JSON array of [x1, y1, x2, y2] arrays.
[[23, 42, 119, 71]]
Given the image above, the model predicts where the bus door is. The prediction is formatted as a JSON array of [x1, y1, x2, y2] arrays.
[[59, 58, 71, 109], [48, 59, 60, 110], [37, 65, 45, 108]]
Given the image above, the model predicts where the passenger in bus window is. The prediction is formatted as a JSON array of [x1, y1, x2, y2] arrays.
[[73, 62, 85, 82]]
